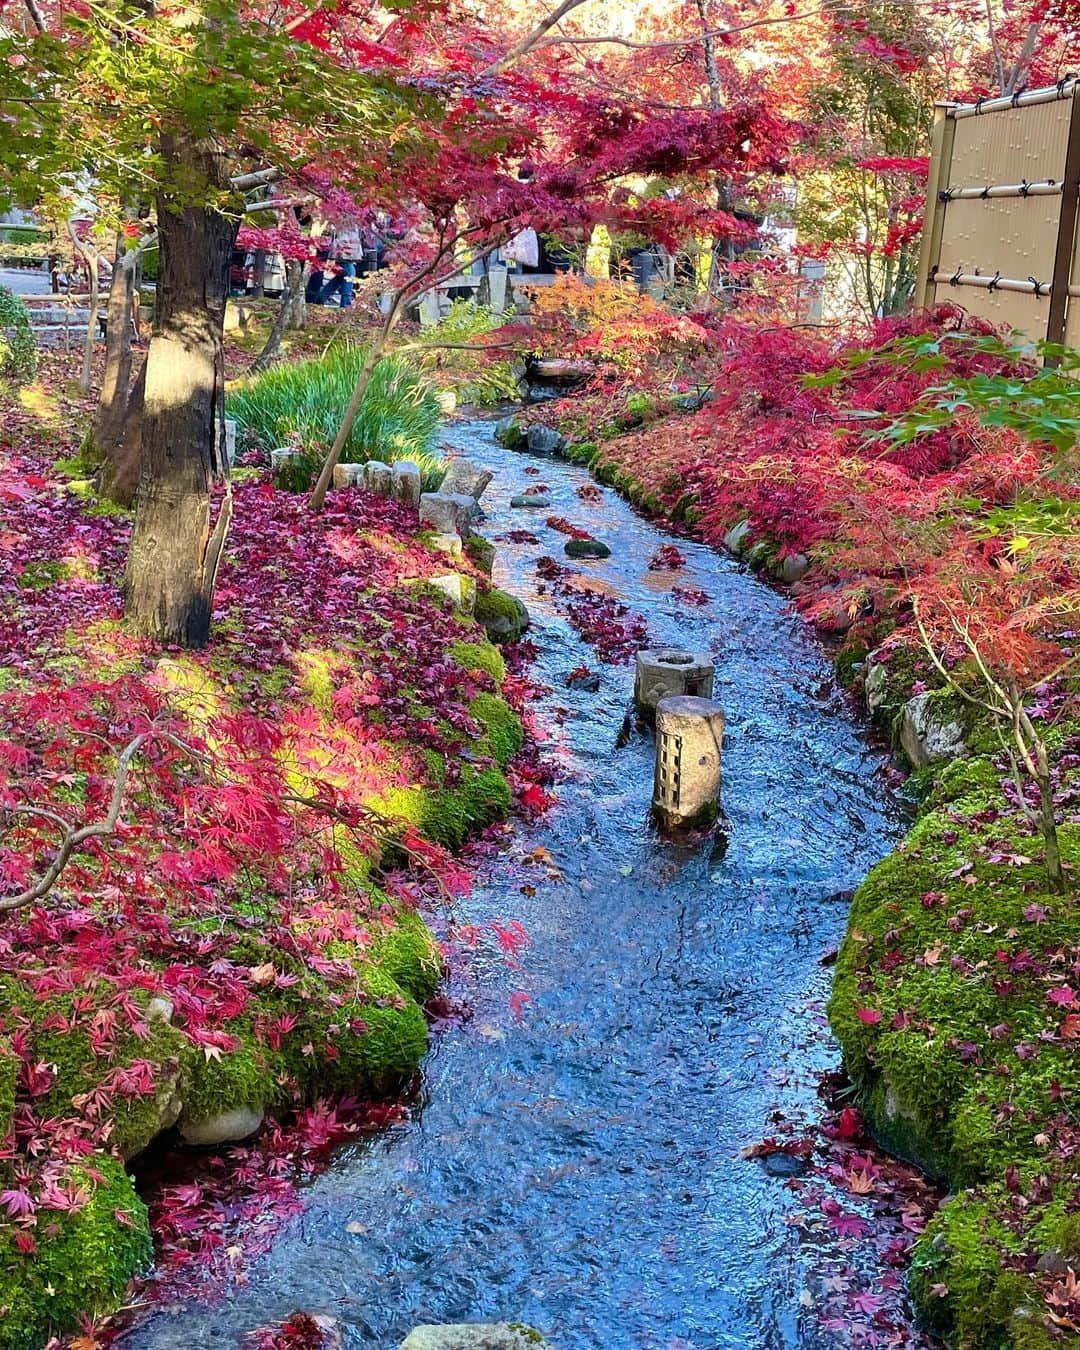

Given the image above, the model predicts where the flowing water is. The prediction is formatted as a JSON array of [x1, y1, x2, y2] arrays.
[[127, 421, 911, 1349]]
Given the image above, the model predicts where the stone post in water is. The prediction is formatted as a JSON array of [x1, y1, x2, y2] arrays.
[[653, 695, 725, 831]]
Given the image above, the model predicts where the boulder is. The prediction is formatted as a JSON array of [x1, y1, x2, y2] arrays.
[[392, 460, 423, 507], [179, 1104, 265, 1148], [510, 493, 551, 509], [332, 462, 364, 489], [419, 492, 477, 536], [898, 691, 966, 769], [476, 589, 530, 644], [564, 538, 611, 560], [428, 531, 464, 560], [363, 460, 394, 496], [780, 553, 809, 584], [427, 573, 476, 615], [493, 416, 527, 449], [723, 519, 752, 557], [864, 660, 890, 716], [441, 458, 494, 503], [526, 424, 565, 456], [401, 1327, 553, 1350], [121, 1067, 184, 1160], [435, 389, 457, 416]]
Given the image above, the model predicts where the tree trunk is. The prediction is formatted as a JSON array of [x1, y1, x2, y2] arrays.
[[95, 232, 138, 472], [123, 133, 237, 648], [250, 258, 309, 373], [103, 354, 146, 508]]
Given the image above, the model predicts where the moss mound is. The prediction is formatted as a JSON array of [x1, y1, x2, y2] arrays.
[[0, 1157, 150, 1350], [830, 745, 1080, 1344]]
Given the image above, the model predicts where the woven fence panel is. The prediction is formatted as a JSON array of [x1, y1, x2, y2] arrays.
[[922, 88, 1077, 343]]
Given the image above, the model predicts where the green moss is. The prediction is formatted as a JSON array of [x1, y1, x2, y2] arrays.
[[464, 534, 496, 575], [0, 1044, 15, 1142], [178, 1022, 284, 1125], [475, 587, 529, 644], [427, 764, 512, 849], [471, 692, 523, 767], [15, 559, 70, 590], [282, 963, 429, 1098], [368, 908, 442, 1002], [451, 638, 506, 686], [0, 1156, 150, 1350]]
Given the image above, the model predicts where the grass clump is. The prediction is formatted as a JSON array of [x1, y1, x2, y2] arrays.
[[228, 344, 442, 481]]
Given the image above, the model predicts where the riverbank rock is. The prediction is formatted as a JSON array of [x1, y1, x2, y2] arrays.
[[564, 538, 611, 559], [475, 588, 530, 644], [494, 415, 527, 449], [526, 424, 566, 456], [427, 572, 477, 615], [441, 458, 494, 504], [401, 1326, 553, 1350], [420, 492, 477, 536], [723, 519, 752, 557], [898, 691, 966, 769], [510, 492, 551, 509], [780, 553, 809, 584], [393, 460, 423, 507], [178, 1104, 265, 1147], [363, 460, 394, 496]]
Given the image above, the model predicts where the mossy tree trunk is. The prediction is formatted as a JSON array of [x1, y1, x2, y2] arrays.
[[123, 131, 236, 648]]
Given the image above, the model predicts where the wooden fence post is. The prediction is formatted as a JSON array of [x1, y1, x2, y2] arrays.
[[915, 104, 956, 312], [1046, 85, 1080, 360]]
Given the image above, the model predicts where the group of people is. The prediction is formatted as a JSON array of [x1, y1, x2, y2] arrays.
[[304, 218, 388, 309]]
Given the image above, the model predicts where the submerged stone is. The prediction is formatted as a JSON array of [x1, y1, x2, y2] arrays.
[[510, 493, 551, 509], [179, 1104, 265, 1147], [564, 538, 611, 559], [401, 1326, 552, 1350]]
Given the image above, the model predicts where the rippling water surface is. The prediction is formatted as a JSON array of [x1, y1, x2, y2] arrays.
[[128, 421, 908, 1349]]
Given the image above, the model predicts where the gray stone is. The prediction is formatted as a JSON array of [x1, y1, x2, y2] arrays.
[[780, 553, 809, 584], [270, 447, 303, 474], [435, 389, 457, 416], [332, 462, 364, 489], [526, 424, 565, 456], [441, 458, 494, 503], [223, 418, 238, 467], [392, 460, 423, 507], [898, 691, 966, 769], [429, 531, 464, 560], [763, 1151, 809, 1178], [510, 493, 551, 509], [634, 648, 715, 716], [864, 659, 890, 716], [419, 492, 477, 536], [477, 590, 530, 644], [723, 519, 752, 556], [146, 996, 174, 1025], [179, 1104, 265, 1148], [401, 1326, 553, 1350], [363, 460, 394, 497], [427, 573, 476, 614], [493, 416, 527, 449]]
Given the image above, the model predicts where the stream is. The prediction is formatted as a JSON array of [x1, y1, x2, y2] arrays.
[[127, 420, 914, 1349]]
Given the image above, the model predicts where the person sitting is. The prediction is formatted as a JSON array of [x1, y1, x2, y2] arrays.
[[318, 220, 362, 308]]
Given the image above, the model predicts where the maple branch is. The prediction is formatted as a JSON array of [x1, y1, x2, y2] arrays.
[[486, 0, 594, 75], [0, 731, 150, 913], [231, 167, 283, 192], [21, 0, 46, 34]]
